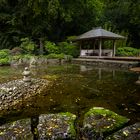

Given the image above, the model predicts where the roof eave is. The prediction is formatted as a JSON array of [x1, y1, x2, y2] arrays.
[[74, 36, 126, 41]]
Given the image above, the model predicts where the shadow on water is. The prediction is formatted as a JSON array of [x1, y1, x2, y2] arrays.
[[0, 64, 140, 126]]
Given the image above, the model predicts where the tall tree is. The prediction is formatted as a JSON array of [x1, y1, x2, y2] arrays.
[[102, 0, 140, 48]]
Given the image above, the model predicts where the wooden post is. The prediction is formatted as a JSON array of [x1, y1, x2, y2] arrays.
[[113, 40, 116, 57], [99, 38, 102, 58], [79, 42, 81, 56], [93, 40, 95, 55]]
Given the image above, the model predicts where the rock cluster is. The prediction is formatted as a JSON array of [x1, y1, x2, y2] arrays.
[[0, 78, 49, 112], [38, 113, 76, 140], [82, 107, 129, 139], [0, 118, 33, 140], [11, 57, 66, 66], [0, 108, 140, 140], [105, 123, 140, 140]]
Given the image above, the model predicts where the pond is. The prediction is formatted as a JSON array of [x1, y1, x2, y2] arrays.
[[0, 64, 140, 126]]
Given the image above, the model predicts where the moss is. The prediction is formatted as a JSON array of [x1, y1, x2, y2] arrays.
[[84, 107, 129, 133], [59, 112, 77, 137]]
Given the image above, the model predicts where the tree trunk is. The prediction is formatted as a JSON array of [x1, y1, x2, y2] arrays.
[[39, 38, 44, 55]]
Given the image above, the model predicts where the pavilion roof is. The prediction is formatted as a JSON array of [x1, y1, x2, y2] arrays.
[[75, 27, 126, 41]]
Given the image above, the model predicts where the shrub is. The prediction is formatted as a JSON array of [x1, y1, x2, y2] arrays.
[[12, 54, 34, 60], [45, 53, 65, 59], [0, 58, 9, 65], [0, 49, 10, 65], [58, 42, 79, 57], [44, 41, 59, 54], [0, 51, 9, 59], [20, 38, 36, 54], [116, 47, 140, 56]]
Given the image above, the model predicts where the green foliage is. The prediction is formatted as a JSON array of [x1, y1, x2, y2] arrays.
[[0, 50, 9, 59], [66, 36, 77, 42], [45, 53, 65, 59], [116, 47, 140, 56], [12, 55, 22, 60], [0, 0, 140, 50], [0, 49, 10, 65], [44, 41, 59, 54], [102, 0, 140, 48], [19, 38, 36, 54], [44, 40, 79, 57], [58, 42, 79, 57], [12, 54, 34, 60], [0, 58, 9, 65]]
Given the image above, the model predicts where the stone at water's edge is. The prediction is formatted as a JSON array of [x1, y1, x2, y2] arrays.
[[37, 112, 77, 140], [0, 78, 49, 112], [0, 118, 33, 140], [105, 122, 140, 140], [82, 107, 129, 140]]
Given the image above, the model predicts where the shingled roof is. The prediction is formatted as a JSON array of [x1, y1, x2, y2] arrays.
[[75, 27, 125, 41]]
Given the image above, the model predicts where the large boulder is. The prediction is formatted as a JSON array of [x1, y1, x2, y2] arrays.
[[37, 112, 77, 140], [0, 118, 33, 140], [82, 107, 129, 139], [105, 122, 140, 140]]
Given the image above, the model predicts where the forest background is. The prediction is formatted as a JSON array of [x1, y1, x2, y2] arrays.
[[0, 0, 140, 60]]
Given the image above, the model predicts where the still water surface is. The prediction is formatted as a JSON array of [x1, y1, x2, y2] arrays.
[[0, 64, 140, 125]]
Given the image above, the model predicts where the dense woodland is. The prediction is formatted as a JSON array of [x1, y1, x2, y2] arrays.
[[0, 0, 140, 51]]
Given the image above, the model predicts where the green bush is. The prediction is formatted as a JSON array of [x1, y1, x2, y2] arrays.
[[58, 42, 79, 57], [44, 41, 59, 54], [0, 51, 9, 59], [0, 58, 9, 65], [12, 55, 21, 60], [116, 47, 140, 56], [20, 38, 36, 54], [0, 49, 10, 65], [12, 54, 34, 60], [45, 53, 65, 59]]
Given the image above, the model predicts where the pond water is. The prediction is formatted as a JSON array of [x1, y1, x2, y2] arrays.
[[0, 64, 140, 125]]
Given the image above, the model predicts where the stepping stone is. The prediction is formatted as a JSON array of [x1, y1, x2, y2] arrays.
[[38, 112, 76, 140], [0, 118, 33, 140], [105, 122, 140, 140], [82, 107, 129, 140]]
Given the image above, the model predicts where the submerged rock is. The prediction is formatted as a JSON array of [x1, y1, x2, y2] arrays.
[[38, 112, 77, 140], [0, 78, 49, 112], [105, 122, 140, 140], [0, 118, 33, 140], [82, 107, 129, 140]]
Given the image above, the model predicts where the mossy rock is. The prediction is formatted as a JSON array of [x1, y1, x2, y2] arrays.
[[38, 112, 77, 140], [0, 118, 33, 140], [105, 122, 140, 140], [82, 107, 129, 139]]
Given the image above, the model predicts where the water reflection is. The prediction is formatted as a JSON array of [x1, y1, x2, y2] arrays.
[[0, 64, 140, 125], [80, 65, 116, 80], [135, 75, 140, 85]]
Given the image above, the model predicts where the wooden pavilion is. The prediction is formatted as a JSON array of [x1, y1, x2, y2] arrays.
[[74, 27, 126, 57]]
